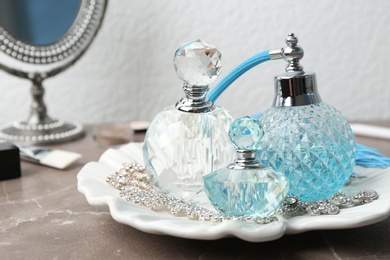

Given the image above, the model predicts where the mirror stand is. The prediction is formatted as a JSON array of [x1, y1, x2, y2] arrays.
[[0, 0, 107, 145], [0, 73, 84, 144]]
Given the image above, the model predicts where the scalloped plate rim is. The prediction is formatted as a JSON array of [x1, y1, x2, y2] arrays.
[[77, 142, 390, 242]]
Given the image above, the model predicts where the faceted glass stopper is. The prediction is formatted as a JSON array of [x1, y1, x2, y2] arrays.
[[229, 116, 264, 150], [173, 39, 222, 86]]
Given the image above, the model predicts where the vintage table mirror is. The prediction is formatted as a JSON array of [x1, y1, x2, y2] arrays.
[[0, 0, 107, 144]]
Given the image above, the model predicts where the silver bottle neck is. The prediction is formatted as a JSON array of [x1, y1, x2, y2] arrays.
[[175, 83, 214, 113], [273, 71, 322, 107], [228, 150, 265, 170]]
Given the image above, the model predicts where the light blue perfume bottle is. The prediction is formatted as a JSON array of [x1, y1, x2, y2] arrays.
[[257, 34, 356, 202], [143, 40, 234, 203], [203, 116, 289, 218]]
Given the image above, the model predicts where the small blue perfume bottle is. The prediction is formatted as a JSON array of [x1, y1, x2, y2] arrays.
[[203, 116, 289, 218]]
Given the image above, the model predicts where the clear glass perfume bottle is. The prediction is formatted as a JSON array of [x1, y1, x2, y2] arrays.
[[203, 116, 289, 218], [143, 39, 234, 203], [257, 34, 356, 202]]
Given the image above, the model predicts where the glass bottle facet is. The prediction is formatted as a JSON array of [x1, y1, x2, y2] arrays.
[[258, 102, 356, 202], [203, 166, 288, 218], [143, 105, 234, 203]]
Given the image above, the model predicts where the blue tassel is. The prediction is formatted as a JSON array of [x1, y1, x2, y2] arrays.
[[355, 144, 390, 169]]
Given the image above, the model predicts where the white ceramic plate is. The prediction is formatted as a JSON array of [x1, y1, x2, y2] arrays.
[[77, 143, 390, 242]]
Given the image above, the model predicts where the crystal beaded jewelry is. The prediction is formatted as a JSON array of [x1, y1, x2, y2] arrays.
[[106, 162, 379, 224]]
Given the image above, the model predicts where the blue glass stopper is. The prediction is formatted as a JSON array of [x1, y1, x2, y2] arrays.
[[229, 116, 264, 150]]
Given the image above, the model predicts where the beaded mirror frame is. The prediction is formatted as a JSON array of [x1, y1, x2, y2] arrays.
[[0, 0, 107, 144]]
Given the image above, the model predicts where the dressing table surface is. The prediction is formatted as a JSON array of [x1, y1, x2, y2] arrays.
[[1, 123, 390, 260]]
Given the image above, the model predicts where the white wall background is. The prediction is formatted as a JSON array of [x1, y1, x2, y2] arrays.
[[1, 0, 389, 124]]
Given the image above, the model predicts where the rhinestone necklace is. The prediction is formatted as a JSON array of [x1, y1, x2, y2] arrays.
[[106, 162, 379, 224]]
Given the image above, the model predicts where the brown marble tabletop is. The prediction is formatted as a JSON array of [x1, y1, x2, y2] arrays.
[[1, 123, 390, 259]]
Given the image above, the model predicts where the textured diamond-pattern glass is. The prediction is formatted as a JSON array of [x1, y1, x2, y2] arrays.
[[143, 105, 234, 203], [258, 102, 356, 202], [203, 167, 288, 218]]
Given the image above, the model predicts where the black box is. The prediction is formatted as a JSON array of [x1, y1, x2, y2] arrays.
[[0, 142, 21, 181]]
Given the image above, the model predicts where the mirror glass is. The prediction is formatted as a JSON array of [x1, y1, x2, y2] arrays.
[[0, 0, 81, 46]]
